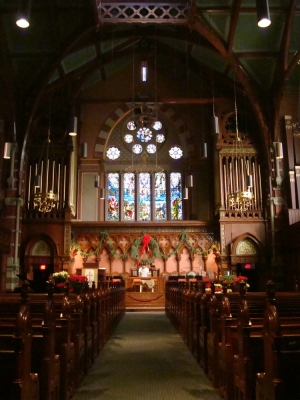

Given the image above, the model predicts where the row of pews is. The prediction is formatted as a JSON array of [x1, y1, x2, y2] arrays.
[[165, 279, 300, 400], [0, 280, 125, 400]]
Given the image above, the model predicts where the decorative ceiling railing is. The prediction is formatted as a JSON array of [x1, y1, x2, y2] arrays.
[[95, 1, 188, 24]]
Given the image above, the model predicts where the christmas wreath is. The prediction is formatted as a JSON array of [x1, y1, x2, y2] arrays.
[[131, 233, 160, 265]]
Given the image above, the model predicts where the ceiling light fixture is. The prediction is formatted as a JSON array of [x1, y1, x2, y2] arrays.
[[274, 142, 283, 159], [256, 0, 271, 28], [16, 0, 32, 28], [33, 128, 58, 213], [69, 116, 77, 137]]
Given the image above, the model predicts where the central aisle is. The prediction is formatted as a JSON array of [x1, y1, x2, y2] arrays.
[[72, 312, 222, 400]]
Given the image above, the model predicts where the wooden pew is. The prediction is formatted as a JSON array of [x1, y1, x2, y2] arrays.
[[256, 284, 300, 400], [223, 282, 300, 400], [0, 285, 39, 400], [30, 284, 60, 400], [0, 287, 75, 400]]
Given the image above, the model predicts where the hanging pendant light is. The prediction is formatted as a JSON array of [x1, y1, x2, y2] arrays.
[[212, 79, 219, 134], [94, 175, 100, 188], [186, 174, 193, 188], [246, 174, 253, 188], [100, 188, 105, 199], [203, 143, 208, 158], [69, 116, 78, 136], [274, 142, 283, 159], [4, 142, 12, 159], [183, 187, 188, 200], [16, 0, 32, 28], [256, 0, 271, 28], [81, 142, 87, 158]]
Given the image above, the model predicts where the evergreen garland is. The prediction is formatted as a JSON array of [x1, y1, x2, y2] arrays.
[[71, 230, 220, 263]]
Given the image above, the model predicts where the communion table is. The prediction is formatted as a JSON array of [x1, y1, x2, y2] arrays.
[[125, 276, 166, 311]]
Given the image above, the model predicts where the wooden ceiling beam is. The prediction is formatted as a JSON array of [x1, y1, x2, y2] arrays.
[[79, 97, 229, 105], [227, 0, 241, 55], [188, 1, 269, 161], [235, 52, 278, 59]]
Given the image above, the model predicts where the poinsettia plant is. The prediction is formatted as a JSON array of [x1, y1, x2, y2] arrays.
[[234, 275, 248, 283], [68, 274, 89, 293]]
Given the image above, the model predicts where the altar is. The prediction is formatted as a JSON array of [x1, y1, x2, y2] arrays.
[[125, 276, 166, 311]]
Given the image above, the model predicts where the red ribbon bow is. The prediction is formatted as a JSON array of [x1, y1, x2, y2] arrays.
[[138, 234, 151, 265]]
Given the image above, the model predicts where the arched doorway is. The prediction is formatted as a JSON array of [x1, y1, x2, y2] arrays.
[[24, 236, 58, 292], [231, 234, 263, 291]]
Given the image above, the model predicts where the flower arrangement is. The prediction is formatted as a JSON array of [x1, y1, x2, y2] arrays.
[[214, 283, 222, 293], [234, 275, 250, 288], [52, 271, 69, 284], [219, 274, 236, 284], [68, 274, 89, 293], [234, 275, 248, 283]]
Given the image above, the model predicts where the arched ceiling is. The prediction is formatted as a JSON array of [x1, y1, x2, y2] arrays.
[[0, 0, 300, 153]]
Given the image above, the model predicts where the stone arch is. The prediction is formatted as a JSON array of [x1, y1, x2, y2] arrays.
[[231, 233, 263, 266]]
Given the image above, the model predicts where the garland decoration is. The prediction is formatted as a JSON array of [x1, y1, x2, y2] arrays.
[[71, 230, 220, 265]]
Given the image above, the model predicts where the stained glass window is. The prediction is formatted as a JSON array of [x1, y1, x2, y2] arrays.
[[155, 172, 167, 220], [107, 173, 119, 220], [146, 144, 156, 154], [152, 121, 162, 130], [127, 121, 136, 130], [139, 173, 151, 221], [132, 144, 143, 154], [106, 146, 120, 160], [169, 146, 183, 159], [123, 173, 135, 221], [170, 172, 182, 220], [137, 127, 152, 142], [124, 134, 133, 143], [105, 171, 183, 221], [156, 134, 165, 143]]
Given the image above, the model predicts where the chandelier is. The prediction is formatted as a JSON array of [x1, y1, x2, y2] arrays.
[[34, 189, 58, 213], [227, 77, 254, 212], [227, 134, 254, 212], [33, 129, 58, 213]]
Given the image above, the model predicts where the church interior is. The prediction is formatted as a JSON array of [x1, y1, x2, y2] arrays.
[[0, 1, 300, 399]]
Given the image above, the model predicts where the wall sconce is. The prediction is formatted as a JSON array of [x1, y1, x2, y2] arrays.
[[81, 143, 87, 158], [69, 116, 77, 136], [274, 142, 283, 159], [256, 0, 271, 28], [94, 175, 100, 188], [4, 142, 12, 159], [16, 0, 32, 28], [100, 188, 105, 199], [183, 187, 188, 200]]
